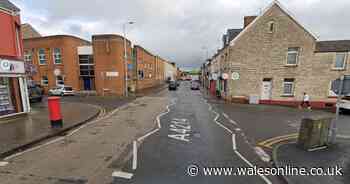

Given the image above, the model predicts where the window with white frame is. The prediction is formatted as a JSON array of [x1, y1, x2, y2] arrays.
[[286, 47, 300, 65], [283, 78, 295, 96], [53, 48, 62, 64], [56, 75, 64, 86], [38, 48, 46, 65], [41, 76, 48, 86], [268, 21, 275, 33], [24, 50, 32, 63], [334, 52, 346, 69]]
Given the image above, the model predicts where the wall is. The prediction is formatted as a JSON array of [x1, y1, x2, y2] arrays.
[[0, 10, 22, 60], [93, 34, 132, 96], [23, 35, 91, 93]]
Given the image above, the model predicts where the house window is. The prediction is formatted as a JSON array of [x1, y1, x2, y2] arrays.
[[286, 47, 300, 65], [56, 75, 64, 86], [41, 76, 48, 86], [38, 49, 46, 65], [334, 52, 346, 69], [53, 48, 62, 64], [268, 21, 275, 33], [283, 78, 295, 96], [24, 51, 32, 63]]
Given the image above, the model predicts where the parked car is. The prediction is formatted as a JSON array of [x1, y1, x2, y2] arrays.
[[49, 86, 75, 96], [28, 84, 44, 103], [168, 81, 177, 91], [191, 81, 200, 90], [338, 96, 350, 113]]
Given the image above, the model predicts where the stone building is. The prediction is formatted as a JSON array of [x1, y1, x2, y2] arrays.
[[212, 0, 350, 108]]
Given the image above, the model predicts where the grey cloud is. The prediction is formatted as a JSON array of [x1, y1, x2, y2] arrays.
[[12, 0, 350, 69]]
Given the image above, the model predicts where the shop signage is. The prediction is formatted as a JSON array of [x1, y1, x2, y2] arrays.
[[212, 73, 218, 80], [222, 73, 229, 80], [231, 72, 240, 80], [0, 59, 25, 74], [106, 71, 119, 77]]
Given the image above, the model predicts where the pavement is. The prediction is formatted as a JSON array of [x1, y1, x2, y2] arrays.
[[273, 139, 350, 184], [0, 101, 100, 158], [0, 93, 170, 184]]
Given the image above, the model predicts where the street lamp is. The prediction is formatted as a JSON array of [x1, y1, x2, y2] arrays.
[[201, 46, 209, 61], [123, 21, 134, 97]]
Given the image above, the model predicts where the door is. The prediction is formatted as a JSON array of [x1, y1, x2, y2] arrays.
[[261, 80, 272, 100], [83, 77, 91, 90]]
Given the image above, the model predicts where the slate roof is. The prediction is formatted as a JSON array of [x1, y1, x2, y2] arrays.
[[0, 0, 20, 12], [21, 24, 42, 39], [315, 40, 350, 53]]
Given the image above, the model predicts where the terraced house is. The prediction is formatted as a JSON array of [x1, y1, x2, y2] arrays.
[[208, 0, 350, 108]]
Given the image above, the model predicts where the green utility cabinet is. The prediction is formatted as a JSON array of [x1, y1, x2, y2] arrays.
[[297, 116, 332, 151]]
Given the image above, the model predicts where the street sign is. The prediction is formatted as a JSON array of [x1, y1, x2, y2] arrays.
[[231, 72, 240, 80], [331, 75, 350, 95]]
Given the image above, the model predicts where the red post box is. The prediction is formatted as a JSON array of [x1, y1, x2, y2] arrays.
[[48, 97, 63, 128]]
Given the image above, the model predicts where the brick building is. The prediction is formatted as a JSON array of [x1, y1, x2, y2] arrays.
[[24, 32, 173, 96], [134, 45, 165, 90], [205, 0, 350, 108], [23, 35, 91, 93], [0, 0, 30, 117], [92, 34, 133, 96]]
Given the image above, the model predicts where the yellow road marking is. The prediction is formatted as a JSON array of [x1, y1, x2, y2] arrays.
[[258, 133, 298, 149]]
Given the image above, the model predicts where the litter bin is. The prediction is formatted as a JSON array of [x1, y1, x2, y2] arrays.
[[297, 116, 332, 151]]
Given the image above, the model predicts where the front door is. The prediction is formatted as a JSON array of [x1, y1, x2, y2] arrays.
[[83, 77, 91, 90], [261, 80, 272, 100]]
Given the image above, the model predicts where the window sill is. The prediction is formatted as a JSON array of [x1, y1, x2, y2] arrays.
[[281, 94, 294, 97], [54, 63, 63, 65], [284, 64, 298, 67], [331, 68, 346, 71]]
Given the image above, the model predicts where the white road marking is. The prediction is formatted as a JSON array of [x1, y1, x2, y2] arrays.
[[229, 120, 238, 126], [168, 134, 190, 142], [254, 147, 271, 162], [0, 162, 9, 167], [136, 98, 177, 142], [132, 141, 137, 170], [235, 150, 272, 184], [235, 128, 241, 132], [112, 171, 134, 179], [203, 96, 272, 184], [222, 113, 229, 119], [232, 134, 237, 151]]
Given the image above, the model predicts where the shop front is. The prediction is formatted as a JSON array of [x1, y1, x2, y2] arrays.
[[0, 59, 30, 118]]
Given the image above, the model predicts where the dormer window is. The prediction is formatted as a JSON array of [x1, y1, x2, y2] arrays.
[[268, 21, 275, 33]]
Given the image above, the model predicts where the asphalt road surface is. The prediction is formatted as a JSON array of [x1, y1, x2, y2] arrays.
[[115, 81, 282, 184]]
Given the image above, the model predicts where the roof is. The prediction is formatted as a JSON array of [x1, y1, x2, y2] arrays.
[[316, 40, 350, 53], [24, 35, 91, 45], [230, 0, 317, 46], [21, 24, 42, 39], [227, 29, 242, 41], [0, 0, 20, 12]]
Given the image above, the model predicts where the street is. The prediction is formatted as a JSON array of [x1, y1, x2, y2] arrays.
[[1, 81, 350, 183]]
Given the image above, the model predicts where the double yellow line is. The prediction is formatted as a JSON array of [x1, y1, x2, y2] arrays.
[[257, 133, 298, 149]]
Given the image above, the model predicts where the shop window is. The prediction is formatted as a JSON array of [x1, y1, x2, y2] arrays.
[[283, 78, 295, 96], [53, 48, 62, 64], [41, 76, 49, 86], [334, 52, 346, 70], [56, 76, 64, 86], [286, 47, 300, 65], [0, 78, 15, 114], [38, 49, 46, 65], [24, 51, 32, 63]]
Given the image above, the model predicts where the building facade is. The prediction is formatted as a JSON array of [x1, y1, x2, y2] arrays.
[[0, 0, 30, 117], [23, 35, 91, 93], [205, 1, 350, 108]]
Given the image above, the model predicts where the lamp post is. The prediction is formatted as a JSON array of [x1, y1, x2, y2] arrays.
[[123, 21, 134, 97]]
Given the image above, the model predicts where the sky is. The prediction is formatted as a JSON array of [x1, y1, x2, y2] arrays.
[[11, 0, 350, 70]]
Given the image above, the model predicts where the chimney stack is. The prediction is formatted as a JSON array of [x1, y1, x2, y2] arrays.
[[244, 16, 257, 28]]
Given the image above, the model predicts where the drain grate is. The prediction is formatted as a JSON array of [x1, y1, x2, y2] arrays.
[[55, 177, 88, 184]]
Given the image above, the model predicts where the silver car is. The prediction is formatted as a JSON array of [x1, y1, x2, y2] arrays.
[[49, 86, 75, 96]]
